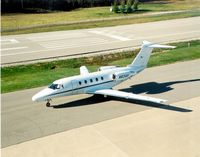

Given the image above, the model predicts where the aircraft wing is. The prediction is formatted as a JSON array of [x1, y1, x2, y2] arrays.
[[93, 89, 166, 104]]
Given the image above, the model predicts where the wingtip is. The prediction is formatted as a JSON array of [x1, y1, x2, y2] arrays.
[[160, 99, 167, 103], [171, 46, 176, 49], [142, 40, 151, 45]]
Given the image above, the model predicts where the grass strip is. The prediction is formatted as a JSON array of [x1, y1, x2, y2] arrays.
[[1, 40, 200, 93], [2, 0, 200, 30], [2, 9, 200, 35]]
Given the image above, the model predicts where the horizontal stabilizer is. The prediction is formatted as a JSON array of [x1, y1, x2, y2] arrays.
[[143, 40, 176, 48], [149, 44, 176, 49], [93, 89, 167, 104]]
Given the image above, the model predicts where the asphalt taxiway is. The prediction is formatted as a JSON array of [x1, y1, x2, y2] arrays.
[[2, 96, 200, 157], [1, 17, 200, 65], [2, 59, 200, 148]]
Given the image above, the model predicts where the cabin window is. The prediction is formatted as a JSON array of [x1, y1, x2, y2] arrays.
[[59, 84, 64, 89], [96, 78, 98, 82], [79, 81, 81, 85], [112, 74, 116, 80], [48, 84, 60, 90], [90, 79, 93, 83], [84, 80, 87, 84], [101, 77, 104, 80]]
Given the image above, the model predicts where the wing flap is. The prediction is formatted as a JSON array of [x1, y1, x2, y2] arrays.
[[94, 89, 166, 104]]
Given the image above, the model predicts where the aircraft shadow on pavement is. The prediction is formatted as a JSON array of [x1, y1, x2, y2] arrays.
[[53, 95, 111, 109], [115, 98, 192, 112], [122, 79, 200, 94], [53, 96, 192, 112]]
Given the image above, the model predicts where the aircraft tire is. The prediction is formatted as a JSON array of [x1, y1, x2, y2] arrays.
[[46, 102, 51, 107]]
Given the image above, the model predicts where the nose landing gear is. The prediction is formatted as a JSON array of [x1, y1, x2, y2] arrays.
[[46, 99, 51, 107]]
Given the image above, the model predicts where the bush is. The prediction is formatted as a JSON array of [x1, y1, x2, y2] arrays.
[[133, 0, 139, 10], [112, 0, 119, 13], [111, 0, 140, 14], [120, 0, 126, 13], [126, 0, 133, 13]]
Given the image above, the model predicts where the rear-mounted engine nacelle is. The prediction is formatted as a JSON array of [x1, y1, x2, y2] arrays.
[[111, 71, 130, 80]]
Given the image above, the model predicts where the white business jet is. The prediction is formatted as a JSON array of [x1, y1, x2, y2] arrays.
[[32, 41, 175, 107]]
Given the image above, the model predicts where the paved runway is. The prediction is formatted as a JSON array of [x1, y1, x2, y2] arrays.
[[2, 59, 200, 148], [1, 17, 200, 65]]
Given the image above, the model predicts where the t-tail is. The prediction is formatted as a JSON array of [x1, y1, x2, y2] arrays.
[[129, 41, 175, 71]]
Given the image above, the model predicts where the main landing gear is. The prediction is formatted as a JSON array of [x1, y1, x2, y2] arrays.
[[46, 99, 51, 107]]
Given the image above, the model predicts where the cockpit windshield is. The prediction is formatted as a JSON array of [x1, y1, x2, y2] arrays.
[[48, 84, 63, 90]]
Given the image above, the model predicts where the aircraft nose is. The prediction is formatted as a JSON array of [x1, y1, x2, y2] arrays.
[[32, 88, 54, 102], [32, 94, 40, 102], [32, 90, 45, 102]]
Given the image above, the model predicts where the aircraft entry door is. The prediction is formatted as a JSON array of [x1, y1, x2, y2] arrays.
[[71, 80, 79, 94]]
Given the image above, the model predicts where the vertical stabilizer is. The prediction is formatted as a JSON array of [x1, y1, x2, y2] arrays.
[[130, 41, 175, 69]]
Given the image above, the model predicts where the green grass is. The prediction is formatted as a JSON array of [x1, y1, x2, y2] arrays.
[[3, 10, 200, 35], [2, 0, 200, 35], [139, 0, 200, 11], [1, 40, 200, 93]]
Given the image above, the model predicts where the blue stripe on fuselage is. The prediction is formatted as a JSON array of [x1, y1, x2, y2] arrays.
[[49, 80, 114, 97]]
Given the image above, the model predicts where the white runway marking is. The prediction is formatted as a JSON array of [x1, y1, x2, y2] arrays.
[[39, 38, 108, 49], [26, 32, 87, 42], [0, 40, 120, 57], [1, 46, 28, 51], [89, 30, 131, 41], [1, 39, 19, 45], [1, 30, 199, 57]]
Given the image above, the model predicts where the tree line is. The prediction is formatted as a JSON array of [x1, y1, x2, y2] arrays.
[[2, 0, 151, 13]]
